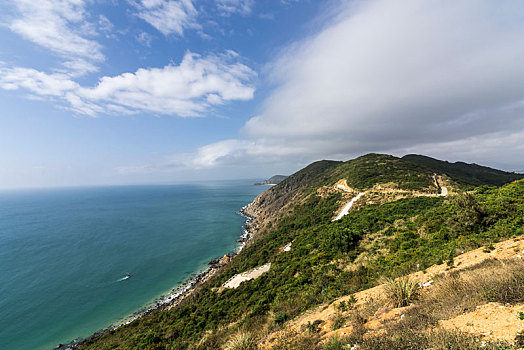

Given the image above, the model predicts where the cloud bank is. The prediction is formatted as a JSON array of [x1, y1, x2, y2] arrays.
[[188, 0, 524, 170]]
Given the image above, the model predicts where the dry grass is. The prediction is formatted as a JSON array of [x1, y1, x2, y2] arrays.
[[343, 329, 510, 350], [269, 330, 320, 350], [376, 258, 524, 346], [223, 331, 258, 350], [382, 276, 420, 307], [337, 259, 524, 349], [424, 258, 524, 321]]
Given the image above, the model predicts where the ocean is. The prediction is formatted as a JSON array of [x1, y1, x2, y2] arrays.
[[0, 181, 266, 350]]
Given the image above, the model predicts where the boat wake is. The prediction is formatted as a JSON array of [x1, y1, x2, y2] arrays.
[[117, 274, 132, 281]]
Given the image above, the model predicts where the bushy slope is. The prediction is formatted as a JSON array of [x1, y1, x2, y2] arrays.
[[246, 154, 438, 232], [79, 155, 524, 350], [326, 153, 435, 191], [402, 154, 524, 187]]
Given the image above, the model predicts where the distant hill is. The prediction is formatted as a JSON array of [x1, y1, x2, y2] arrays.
[[254, 175, 288, 185], [402, 154, 524, 186]]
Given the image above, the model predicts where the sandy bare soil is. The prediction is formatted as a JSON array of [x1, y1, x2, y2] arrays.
[[222, 263, 271, 289]]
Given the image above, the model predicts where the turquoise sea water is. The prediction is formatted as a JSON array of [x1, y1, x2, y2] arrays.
[[0, 181, 265, 350]]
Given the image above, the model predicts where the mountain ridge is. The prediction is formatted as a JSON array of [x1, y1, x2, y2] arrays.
[[402, 154, 524, 186]]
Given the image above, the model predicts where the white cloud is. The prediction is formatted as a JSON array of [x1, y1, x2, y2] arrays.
[[186, 0, 524, 171], [60, 59, 99, 77], [8, 0, 103, 61], [0, 66, 78, 96], [136, 31, 154, 46], [217, 0, 255, 16], [188, 139, 254, 168], [135, 0, 198, 36], [98, 15, 114, 34], [0, 51, 256, 117], [78, 51, 255, 116]]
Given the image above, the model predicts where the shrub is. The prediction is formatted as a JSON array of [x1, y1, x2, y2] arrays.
[[516, 331, 524, 347], [349, 310, 367, 338], [331, 313, 346, 330], [274, 311, 287, 325], [483, 243, 495, 253], [383, 277, 419, 307], [323, 335, 347, 350], [304, 320, 323, 334], [335, 300, 347, 312], [335, 296, 357, 312]]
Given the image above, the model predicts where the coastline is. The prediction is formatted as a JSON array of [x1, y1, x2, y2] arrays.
[[64, 203, 258, 350]]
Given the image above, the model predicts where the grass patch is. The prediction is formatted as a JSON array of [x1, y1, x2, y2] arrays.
[[223, 331, 257, 350], [383, 276, 420, 307], [270, 331, 320, 350]]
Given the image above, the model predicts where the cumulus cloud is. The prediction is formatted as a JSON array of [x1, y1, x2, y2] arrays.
[[188, 0, 524, 170], [8, 0, 103, 62], [134, 0, 198, 36], [0, 51, 256, 117], [217, 0, 255, 16]]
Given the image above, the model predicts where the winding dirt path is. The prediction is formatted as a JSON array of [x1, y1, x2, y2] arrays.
[[333, 193, 365, 221]]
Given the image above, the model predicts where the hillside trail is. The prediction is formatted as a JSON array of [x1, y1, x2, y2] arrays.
[[332, 176, 448, 221], [261, 235, 524, 347]]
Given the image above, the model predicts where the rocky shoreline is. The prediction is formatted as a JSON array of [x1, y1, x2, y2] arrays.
[[61, 204, 259, 350]]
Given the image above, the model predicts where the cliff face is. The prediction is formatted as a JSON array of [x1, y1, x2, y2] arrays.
[[245, 160, 341, 232]]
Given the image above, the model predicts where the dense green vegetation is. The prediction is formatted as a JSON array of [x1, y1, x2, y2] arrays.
[[402, 154, 524, 187], [273, 154, 435, 197], [80, 155, 524, 350], [328, 154, 435, 190]]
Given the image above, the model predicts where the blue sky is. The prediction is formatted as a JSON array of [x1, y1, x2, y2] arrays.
[[1, 0, 524, 189]]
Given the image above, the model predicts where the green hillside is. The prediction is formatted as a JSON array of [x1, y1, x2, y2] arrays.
[[402, 154, 524, 187], [79, 154, 524, 350]]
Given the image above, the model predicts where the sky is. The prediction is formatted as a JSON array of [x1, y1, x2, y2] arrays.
[[1, 0, 524, 189]]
